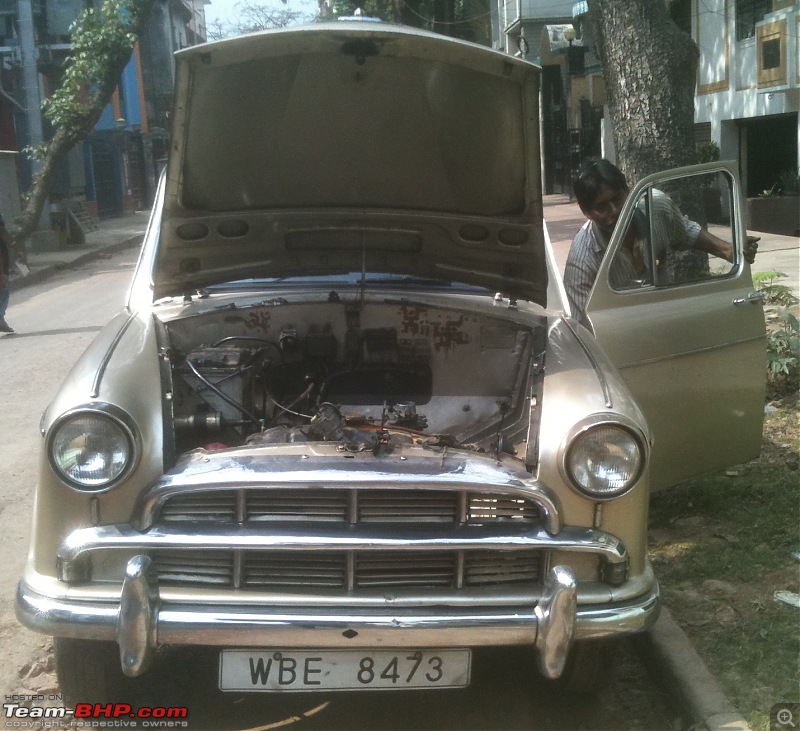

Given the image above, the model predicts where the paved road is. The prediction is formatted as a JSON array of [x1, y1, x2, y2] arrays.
[[0, 248, 140, 700], [0, 247, 684, 730], [111, 642, 681, 729]]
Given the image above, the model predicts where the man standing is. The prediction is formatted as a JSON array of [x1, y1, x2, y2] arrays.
[[0, 213, 27, 333], [563, 158, 756, 321]]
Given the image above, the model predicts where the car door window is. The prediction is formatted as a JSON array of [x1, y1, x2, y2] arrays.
[[608, 169, 737, 293]]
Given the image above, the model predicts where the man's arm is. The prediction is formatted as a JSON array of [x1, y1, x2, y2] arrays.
[[694, 229, 732, 262], [694, 229, 759, 264], [653, 190, 758, 265]]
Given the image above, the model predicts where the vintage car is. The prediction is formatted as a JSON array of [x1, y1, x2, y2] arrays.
[[17, 21, 766, 702]]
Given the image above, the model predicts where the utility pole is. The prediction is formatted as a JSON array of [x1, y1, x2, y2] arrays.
[[16, 0, 56, 249]]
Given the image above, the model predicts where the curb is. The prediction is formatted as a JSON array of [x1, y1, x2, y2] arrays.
[[638, 607, 752, 731], [8, 234, 144, 292]]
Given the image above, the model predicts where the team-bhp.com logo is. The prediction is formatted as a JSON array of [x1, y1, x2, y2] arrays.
[[4, 700, 188, 728]]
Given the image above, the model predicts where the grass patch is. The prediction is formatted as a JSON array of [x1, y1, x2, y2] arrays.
[[649, 396, 800, 731]]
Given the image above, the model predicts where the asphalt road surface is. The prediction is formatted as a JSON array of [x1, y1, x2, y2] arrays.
[[0, 248, 683, 730]]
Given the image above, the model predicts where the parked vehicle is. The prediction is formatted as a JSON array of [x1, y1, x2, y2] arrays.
[[16, 21, 765, 702]]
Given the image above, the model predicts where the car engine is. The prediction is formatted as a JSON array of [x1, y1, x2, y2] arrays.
[[166, 298, 542, 459]]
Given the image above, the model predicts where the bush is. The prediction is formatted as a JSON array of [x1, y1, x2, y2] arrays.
[[753, 270, 799, 307], [754, 271, 800, 398], [697, 142, 720, 163], [777, 169, 800, 196]]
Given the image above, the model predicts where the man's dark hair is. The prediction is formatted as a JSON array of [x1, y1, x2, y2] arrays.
[[573, 158, 628, 209]]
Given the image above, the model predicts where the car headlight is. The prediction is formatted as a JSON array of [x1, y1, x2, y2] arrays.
[[48, 406, 138, 491], [565, 423, 645, 499]]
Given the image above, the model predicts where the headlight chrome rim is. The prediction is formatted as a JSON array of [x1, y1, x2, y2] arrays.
[[46, 404, 140, 492], [561, 417, 647, 501]]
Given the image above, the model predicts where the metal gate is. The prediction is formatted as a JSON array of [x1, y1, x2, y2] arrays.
[[126, 133, 146, 211], [87, 136, 122, 218], [541, 65, 569, 195]]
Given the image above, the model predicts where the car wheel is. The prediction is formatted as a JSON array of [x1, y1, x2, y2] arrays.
[[555, 640, 615, 695], [54, 638, 138, 706]]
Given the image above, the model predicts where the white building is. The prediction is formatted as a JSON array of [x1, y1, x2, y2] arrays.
[[694, 0, 799, 199], [491, 0, 573, 59], [491, 0, 800, 214]]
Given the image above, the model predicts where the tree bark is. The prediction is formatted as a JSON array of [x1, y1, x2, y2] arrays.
[[587, 0, 706, 281], [587, 0, 699, 181]]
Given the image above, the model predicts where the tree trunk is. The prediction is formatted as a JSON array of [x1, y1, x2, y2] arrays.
[[588, 0, 705, 281], [11, 125, 95, 245], [588, 0, 698, 181]]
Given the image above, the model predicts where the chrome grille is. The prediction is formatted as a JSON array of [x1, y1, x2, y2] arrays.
[[359, 491, 458, 523], [158, 489, 540, 526], [248, 490, 349, 522], [153, 550, 234, 586], [160, 495, 237, 522], [468, 496, 539, 523], [355, 551, 456, 587], [244, 552, 346, 588], [464, 550, 541, 585], [151, 549, 545, 590]]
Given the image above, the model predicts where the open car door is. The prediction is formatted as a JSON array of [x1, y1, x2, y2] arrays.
[[584, 162, 766, 491]]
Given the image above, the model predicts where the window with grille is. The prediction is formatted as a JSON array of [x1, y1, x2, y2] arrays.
[[735, 0, 771, 41]]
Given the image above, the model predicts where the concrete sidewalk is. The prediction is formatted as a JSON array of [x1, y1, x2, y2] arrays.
[[7, 210, 151, 292]]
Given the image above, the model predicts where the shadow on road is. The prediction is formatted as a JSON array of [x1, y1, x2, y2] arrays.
[[0, 325, 103, 340]]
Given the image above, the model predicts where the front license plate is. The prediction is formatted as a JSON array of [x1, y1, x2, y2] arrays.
[[219, 649, 471, 692]]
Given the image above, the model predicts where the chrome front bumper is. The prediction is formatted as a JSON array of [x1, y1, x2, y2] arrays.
[[17, 558, 660, 681]]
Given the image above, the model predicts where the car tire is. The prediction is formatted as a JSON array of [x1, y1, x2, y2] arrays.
[[555, 640, 615, 695], [54, 638, 138, 706]]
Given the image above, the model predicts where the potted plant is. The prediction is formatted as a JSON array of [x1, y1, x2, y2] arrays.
[[747, 169, 800, 237]]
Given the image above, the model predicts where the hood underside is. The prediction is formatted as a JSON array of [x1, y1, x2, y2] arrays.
[[155, 23, 546, 303]]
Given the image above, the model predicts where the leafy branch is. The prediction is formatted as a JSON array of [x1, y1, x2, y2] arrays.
[[10, 0, 157, 246]]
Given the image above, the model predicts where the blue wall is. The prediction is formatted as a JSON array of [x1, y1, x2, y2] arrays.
[[95, 54, 142, 131]]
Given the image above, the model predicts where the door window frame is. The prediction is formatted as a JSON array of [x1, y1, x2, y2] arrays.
[[586, 161, 747, 318]]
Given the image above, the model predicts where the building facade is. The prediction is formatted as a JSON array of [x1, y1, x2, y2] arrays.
[[694, 0, 799, 200], [0, 0, 207, 244], [490, 0, 607, 193], [492, 0, 800, 222]]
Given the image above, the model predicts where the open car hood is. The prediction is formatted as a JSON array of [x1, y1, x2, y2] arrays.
[[154, 22, 547, 304]]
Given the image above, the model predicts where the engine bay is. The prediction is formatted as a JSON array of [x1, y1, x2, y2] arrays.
[[165, 297, 542, 457]]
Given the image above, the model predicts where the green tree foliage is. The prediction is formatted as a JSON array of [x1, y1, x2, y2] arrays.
[[12, 0, 157, 246], [753, 271, 800, 397]]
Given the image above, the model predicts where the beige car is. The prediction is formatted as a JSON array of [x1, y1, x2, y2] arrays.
[[17, 21, 765, 703]]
